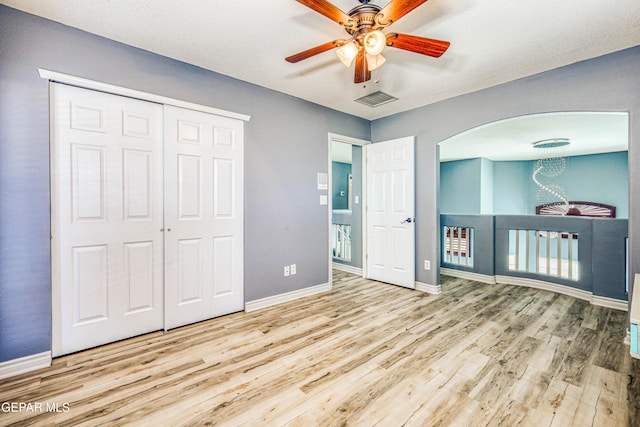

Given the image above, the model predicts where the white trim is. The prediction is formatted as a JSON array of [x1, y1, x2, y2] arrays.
[[497, 275, 593, 302], [38, 68, 251, 122], [332, 262, 363, 276], [328, 133, 370, 147], [0, 352, 51, 380], [361, 142, 368, 280], [591, 295, 629, 312], [244, 282, 332, 312], [415, 281, 442, 295], [496, 275, 628, 311], [441, 268, 497, 284], [441, 272, 629, 311], [631, 273, 640, 324]]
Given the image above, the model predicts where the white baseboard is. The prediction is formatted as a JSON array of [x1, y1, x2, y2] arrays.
[[415, 281, 441, 295], [441, 268, 496, 284], [495, 275, 628, 312], [592, 295, 629, 312], [245, 282, 332, 312], [332, 262, 363, 276], [496, 275, 593, 301], [0, 351, 51, 380]]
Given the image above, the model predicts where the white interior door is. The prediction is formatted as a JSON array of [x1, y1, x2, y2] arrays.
[[163, 105, 244, 330], [365, 137, 415, 288], [51, 84, 164, 356]]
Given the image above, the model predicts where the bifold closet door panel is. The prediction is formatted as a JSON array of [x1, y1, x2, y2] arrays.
[[51, 83, 164, 356], [163, 105, 244, 330]]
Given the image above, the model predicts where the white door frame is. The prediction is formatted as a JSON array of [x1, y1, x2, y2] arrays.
[[327, 133, 369, 286]]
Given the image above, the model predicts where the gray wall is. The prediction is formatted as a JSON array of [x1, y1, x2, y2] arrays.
[[0, 6, 370, 362], [332, 162, 352, 209], [371, 45, 640, 291]]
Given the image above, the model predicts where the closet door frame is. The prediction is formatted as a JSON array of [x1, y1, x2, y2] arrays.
[[44, 70, 250, 355]]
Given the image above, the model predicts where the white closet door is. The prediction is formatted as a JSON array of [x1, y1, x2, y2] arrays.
[[51, 84, 164, 356], [163, 105, 244, 330]]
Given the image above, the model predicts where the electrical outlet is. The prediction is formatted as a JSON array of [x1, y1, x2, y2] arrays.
[[290, 264, 296, 275], [284, 265, 290, 276], [424, 260, 431, 270]]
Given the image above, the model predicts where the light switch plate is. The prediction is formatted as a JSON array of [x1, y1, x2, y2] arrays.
[[317, 173, 328, 190], [320, 195, 328, 205]]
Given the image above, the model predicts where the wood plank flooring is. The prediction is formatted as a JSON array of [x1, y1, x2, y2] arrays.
[[1, 271, 639, 426]]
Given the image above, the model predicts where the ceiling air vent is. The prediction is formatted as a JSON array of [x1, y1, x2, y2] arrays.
[[354, 91, 398, 108]]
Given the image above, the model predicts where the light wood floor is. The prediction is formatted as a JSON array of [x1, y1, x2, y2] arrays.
[[1, 271, 639, 426]]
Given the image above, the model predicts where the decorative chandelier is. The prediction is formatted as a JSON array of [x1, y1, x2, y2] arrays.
[[532, 138, 571, 208]]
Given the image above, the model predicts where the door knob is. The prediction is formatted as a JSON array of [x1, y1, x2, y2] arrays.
[[401, 217, 414, 224]]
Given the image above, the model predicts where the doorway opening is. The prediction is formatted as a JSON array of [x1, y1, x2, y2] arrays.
[[328, 134, 368, 282]]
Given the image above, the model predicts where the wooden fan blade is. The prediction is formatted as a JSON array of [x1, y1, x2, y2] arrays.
[[286, 40, 343, 63], [354, 52, 371, 84], [386, 33, 450, 57], [376, 0, 428, 26], [295, 0, 353, 26]]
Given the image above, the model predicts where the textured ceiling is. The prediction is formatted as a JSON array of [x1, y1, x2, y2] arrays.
[[2, 0, 640, 121]]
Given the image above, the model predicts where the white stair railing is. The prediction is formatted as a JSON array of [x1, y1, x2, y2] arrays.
[[332, 224, 352, 262]]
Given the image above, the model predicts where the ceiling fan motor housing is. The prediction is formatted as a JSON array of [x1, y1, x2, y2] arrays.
[[346, 3, 382, 36]]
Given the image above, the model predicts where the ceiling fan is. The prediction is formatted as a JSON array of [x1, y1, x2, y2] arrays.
[[285, 0, 450, 84]]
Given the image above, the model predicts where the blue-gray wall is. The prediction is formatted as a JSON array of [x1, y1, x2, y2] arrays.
[[440, 159, 483, 213], [480, 158, 494, 214], [332, 162, 352, 209], [442, 152, 629, 217], [0, 6, 370, 362], [532, 152, 629, 217], [372, 45, 640, 291], [493, 161, 530, 214]]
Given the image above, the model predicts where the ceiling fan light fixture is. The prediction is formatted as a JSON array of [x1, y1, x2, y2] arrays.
[[366, 53, 385, 71], [363, 30, 386, 55], [336, 41, 359, 67]]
